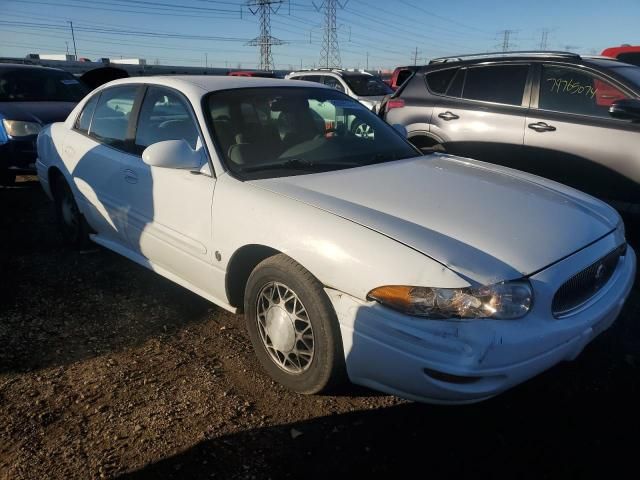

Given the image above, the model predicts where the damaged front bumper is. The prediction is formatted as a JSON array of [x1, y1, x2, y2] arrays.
[[326, 234, 636, 404]]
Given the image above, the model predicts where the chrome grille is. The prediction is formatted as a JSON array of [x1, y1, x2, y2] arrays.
[[552, 244, 626, 317]]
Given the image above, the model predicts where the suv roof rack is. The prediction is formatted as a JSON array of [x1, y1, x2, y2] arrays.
[[429, 51, 581, 64], [290, 68, 344, 73]]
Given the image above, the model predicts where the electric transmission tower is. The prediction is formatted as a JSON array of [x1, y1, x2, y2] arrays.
[[539, 29, 550, 50], [314, 0, 348, 69], [246, 0, 285, 71], [498, 29, 517, 52]]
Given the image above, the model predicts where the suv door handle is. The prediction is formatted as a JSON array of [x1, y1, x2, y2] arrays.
[[123, 169, 138, 184], [438, 111, 460, 121], [528, 122, 556, 132]]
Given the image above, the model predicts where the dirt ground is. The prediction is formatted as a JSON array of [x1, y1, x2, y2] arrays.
[[1, 176, 639, 479]]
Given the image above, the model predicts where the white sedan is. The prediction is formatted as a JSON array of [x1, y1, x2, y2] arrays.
[[36, 76, 635, 404]]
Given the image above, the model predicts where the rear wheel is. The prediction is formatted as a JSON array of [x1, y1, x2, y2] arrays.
[[53, 176, 90, 248], [244, 254, 346, 394]]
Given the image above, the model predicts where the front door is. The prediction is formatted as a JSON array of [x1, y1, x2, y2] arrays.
[[118, 86, 216, 291], [524, 63, 640, 204]]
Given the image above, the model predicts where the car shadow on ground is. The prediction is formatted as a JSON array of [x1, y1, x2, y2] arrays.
[[120, 372, 638, 480], [0, 178, 213, 374]]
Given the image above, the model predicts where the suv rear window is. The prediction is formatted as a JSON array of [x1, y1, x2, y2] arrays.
[[425, 68, 458, 94], [462, 65, 529, 106]]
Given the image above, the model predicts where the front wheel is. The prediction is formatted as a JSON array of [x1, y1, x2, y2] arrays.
[[53, 176, 90, 248], [244, 254, 346, 394]]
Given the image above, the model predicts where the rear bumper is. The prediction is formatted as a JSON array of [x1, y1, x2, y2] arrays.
[[327, 238, 635, 404]]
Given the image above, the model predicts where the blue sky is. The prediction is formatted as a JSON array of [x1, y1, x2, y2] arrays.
[[0, 0, 638, 70]]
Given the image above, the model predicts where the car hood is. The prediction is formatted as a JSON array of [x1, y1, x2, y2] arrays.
[[0, 101, 77, 125], [251, 154, 618, 285]]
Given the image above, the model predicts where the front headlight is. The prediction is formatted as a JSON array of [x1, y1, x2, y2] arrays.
[[2, 119, 42, 137], [367, 281, 533, 320]]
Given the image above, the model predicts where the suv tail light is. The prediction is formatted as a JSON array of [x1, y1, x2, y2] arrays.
[[386, 99, 405, 112]]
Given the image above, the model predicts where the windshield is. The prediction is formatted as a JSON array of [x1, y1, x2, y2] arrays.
[[612, 66, 640, 89], [343, 75, 393, 96], [0, 68, 88, 102], [205, 87, 419, 180]]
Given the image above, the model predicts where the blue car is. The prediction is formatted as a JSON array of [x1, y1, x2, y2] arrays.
[[0, 63, 87, 185]]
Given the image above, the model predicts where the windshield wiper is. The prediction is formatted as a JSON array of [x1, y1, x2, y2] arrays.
[[241, 158, 361, 173]]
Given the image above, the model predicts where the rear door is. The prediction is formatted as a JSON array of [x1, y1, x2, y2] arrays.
[[431, 63, 531, 164], [63, 85, 140, 245], [524, 63, 640, 204]]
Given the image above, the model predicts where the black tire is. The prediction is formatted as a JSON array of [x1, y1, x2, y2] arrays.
[[409, 135, 445, 153], [53, 176, 90, 248], [244, 254, 346, 395], [0, 170, 16, 186]]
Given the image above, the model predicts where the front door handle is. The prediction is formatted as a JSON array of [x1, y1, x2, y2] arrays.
[[123, 169, 138, 184], [528, 122, 556, 132], [438, 111, 460, 121]]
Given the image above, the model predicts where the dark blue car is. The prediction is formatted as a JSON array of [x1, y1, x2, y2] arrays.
[[0, 64, 87, 185]]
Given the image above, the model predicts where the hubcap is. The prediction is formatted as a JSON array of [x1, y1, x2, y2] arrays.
[[354, 123, 374, 139], [61, 193, 79, 231], [256, 282, 314, 374]]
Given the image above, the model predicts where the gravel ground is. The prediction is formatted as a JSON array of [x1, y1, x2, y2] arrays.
[[1, 176, 639, 479]]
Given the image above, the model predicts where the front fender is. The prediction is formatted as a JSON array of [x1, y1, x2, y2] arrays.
[[213, 175, 468, 303]]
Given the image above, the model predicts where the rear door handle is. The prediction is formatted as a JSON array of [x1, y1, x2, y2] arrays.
[[438, 111, 460, 121], [123, 168, 138, 184], [528, 122, 556, 132]]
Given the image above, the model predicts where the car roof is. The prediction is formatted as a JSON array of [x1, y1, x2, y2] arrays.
[[96, 75, 329, 98], [0, 62, 70, 73]]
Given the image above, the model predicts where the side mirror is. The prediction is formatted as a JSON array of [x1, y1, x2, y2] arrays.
[[392, 123, 408, 138], [142, 139, 203, 169], [609, 99, 640, 121]]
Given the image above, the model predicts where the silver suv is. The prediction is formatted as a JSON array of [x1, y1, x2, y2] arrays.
[[286, 69, 393, 113], [383, 51, 640, 212]]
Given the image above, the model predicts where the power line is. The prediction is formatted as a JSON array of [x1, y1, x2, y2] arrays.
[[245, 0, 286, 71]]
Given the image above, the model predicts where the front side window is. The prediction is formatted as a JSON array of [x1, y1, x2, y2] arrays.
[[135, 87, 199, 153], [0, 67, 88, 102], [74, 94, 100, 133], [462, 64, 529, 106], [297, 75, 322, 84], [89, 86, 138, 149], [342, 75, 393, 96], [205, 87, 419, 180], [539, 65, 630, 118]]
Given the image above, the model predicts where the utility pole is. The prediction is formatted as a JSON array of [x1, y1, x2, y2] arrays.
[[245, 0, 285, 71], [539, 29, 550, 50], [366, 51, 369, 70], [68, 21, 77, 59], [205, 53, 208, 68], [65, 41, 69, 55], [412, 47, 419, 65], [314, 0, 348, 69]]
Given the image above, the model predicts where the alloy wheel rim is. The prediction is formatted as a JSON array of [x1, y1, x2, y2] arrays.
[[354, 123, 374, 139], [256, 281, 314, 374]]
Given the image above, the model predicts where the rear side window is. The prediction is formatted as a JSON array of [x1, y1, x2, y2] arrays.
[[74, 94, 99, 133], [425, 68, 458, 94], [135, 87, 199, 153], [462, 65, 529, 106], [323, 76, 345, 92], [446, 69, 465, 97], [617, 52, 640, 67], [395, 69, 413, 87], [89, 86, 138, 149], [298, 75, 322, 83], [538, 65, 630, 118]]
